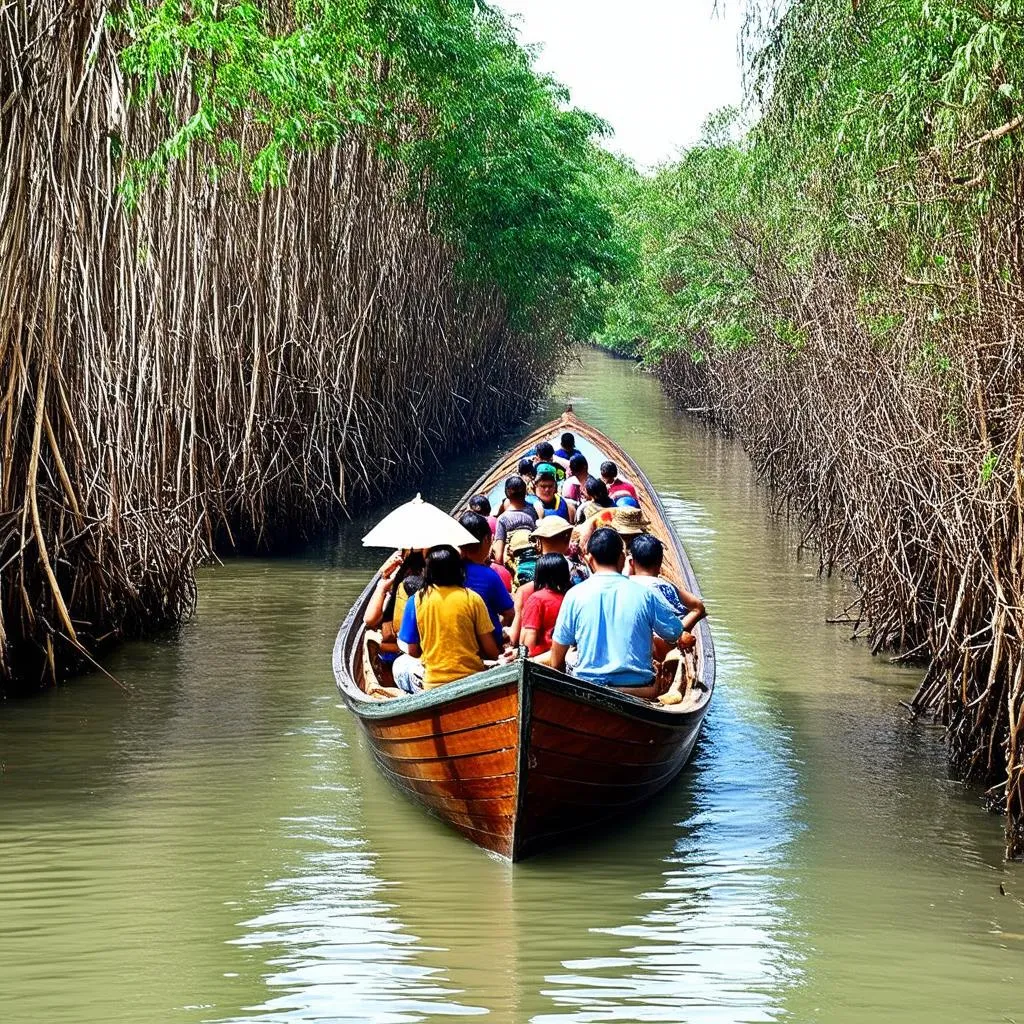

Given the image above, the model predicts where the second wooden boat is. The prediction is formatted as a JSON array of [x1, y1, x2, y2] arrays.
[[333, 410, 715, 860]]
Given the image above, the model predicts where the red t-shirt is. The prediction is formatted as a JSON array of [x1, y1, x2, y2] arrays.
[[521, 588, 565, 657], [608, 479, 638, 502], [491, 561, 513, 593]]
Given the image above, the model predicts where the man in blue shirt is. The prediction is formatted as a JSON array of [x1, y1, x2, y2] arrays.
[[459, 511, 514, 648], [549, 527, 683, 693]]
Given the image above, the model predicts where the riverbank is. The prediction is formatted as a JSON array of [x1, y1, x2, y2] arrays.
[[0, 0, 619, 694]]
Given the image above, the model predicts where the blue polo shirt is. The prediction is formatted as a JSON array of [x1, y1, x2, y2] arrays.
[[552, 571, 682, 685], [464, 561, 514, 646]]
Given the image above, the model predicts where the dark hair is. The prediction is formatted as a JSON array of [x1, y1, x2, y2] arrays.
[[600, 460, 618, 481], [568, 452, 588, 475], [584, 475, 612, 507], [533, 553, 571, 595], [422, 545, 465, 590], [383, 550, 427, 620], [587, 527, 624, 567], [468, 494, 491, 517], [505, 474, 527, 501], [536, 440, 555, 461], [629, 533, 664, 570], [459, 510, 492, 545], [518, 457, 536, 479], [560, 432, 576, 451], [402, 574, 424, 597]]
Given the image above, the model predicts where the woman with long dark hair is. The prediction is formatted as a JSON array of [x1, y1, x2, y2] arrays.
[[393, 545, 500, 692], [520, 553, 572, 662], [574, 475, 615, 524]]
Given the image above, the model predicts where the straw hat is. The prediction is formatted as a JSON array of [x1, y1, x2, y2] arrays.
[[609, 506, 650, 536], [529, 515, 573, 541]]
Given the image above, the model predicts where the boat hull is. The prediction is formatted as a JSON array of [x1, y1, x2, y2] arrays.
[[338, 660, 707, 860], [333, 410, 716, 860]]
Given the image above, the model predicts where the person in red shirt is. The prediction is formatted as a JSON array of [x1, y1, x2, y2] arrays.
[[521, 554, 571, 661], [600, 460, 639, 503]]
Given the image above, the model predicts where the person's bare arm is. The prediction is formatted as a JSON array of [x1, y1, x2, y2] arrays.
[[521, 626, 540, 652], [363, 578, 392, 627], [493, 538, 506, 565], [675, 583, 706, 632], [549, 641, 569, 672], [509, 586, 526, 645], [400, 639, 422, 658], [363, 553, 402, 626], [500, 607, 514, 626]]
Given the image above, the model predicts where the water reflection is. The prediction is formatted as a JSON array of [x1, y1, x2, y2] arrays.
[[535, 690, 802, 1024]]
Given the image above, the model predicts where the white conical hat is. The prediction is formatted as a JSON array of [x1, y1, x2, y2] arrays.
[[361, 494, 477, 549]]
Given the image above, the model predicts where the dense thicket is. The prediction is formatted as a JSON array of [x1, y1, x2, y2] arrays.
[[0, 0, 623, 691], [599, 0, 1024, 856]]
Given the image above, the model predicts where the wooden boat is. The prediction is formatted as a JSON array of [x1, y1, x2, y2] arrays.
[[332, 410, 715, 861]]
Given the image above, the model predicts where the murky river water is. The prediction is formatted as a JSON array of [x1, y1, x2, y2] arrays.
[[2, 349, 1022, 1024]]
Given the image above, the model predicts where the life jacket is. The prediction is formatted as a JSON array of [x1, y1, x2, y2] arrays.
[[504, 529, 539, 592]]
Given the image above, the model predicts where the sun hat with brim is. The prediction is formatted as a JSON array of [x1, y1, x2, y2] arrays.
[[610, 507, 650, 536], [529, 515, 572, 541], [534, 462, 558, 480]]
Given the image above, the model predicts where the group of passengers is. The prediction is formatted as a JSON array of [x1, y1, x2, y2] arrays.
[[365, 431, 706, 700]]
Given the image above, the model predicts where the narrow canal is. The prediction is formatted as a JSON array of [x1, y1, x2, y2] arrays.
[[1, 349, 1021, 1023]]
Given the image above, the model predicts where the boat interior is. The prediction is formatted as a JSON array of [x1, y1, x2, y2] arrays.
[[346, 415, 712, 714]]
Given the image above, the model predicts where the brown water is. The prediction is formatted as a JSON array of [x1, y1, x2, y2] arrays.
[[1, 349, 1022, 1024]]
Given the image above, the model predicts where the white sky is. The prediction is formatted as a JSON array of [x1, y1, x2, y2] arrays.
[[494, 1, 745, 168]]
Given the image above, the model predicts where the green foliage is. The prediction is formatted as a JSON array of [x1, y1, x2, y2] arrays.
[[112, 0, 627, 341], [601, 0, 1024, 363], [595, 109, 756, 361]]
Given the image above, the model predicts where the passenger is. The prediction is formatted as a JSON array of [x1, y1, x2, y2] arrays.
[[575, 503, 649, 555], [459, 511, 514, 649], [363, 550, 427, 665], [554, 431, 579, 465], [600, 460, 639, 503], [534, 464, 576, 522], [628, 534, 706, 635], [508, 515, 589, 644], [492, 474, 538, 566], [534, 442, 566, 483], [394, 545, 500, 692], [561, 452, 589, 504], [496, 459, 538, 516], [549, 527, 684, 698], [518, 457, 538, 491], [512, 457, 543, 516], [490, 558, 513, 593], [574, 475, 615, 523], [521, 553, 571, 661], [468, 494, 499, 538]]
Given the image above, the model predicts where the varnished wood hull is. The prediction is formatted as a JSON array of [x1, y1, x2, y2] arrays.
[[333, 412, 716, 860], [335, 660, 707, 859]]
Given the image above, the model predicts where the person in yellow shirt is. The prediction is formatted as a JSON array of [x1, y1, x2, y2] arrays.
[[394, 545, 500, 692]]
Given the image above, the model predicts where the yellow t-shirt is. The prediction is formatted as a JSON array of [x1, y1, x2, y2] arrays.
[[413, 586, 493, 688]]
